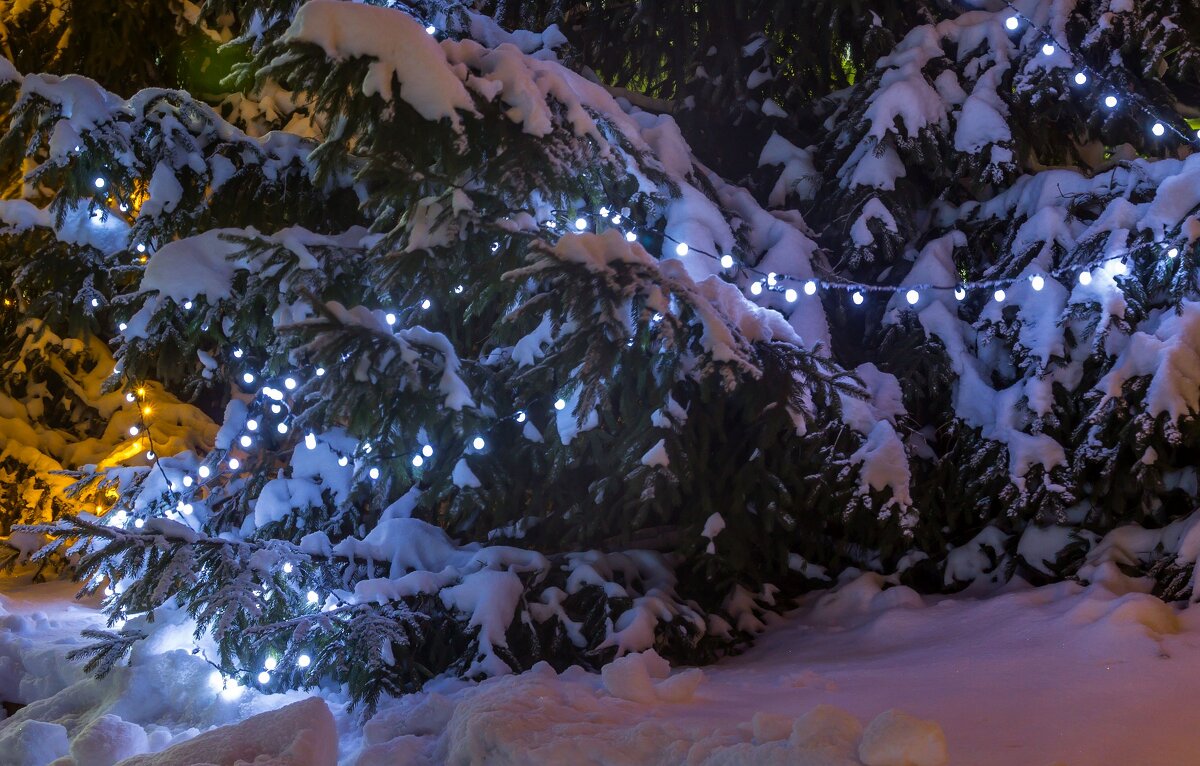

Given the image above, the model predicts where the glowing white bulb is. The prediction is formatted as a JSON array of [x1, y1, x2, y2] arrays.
[[271, 404, 282, 414], [1041, 43, 1055, 56], [233, 349, 244, 359], [804, 280, 817, 296], [119, 322, 128, 332], [994, 289, 1006, 302], [257, 671, 270, 684], [94, 177, 106, 189], [305, 433, 317, 450], [720, 254, 734, 269], [306, 590, 319, 605], [1168, 247, 1179, 258], [243, 372, 255, 384], [247, 419, 258, 431], [750, 281, 763, 296], [612, 215, 622, 224], [600, 207, 610, 217], [412, 455, 424, 467], [90, 208, 104, 223], [954, 287, 966, 301], [220, 679, 243, 701], [91, 298, 99, 307], [1152, 123, 1165, 137], [454, 285, 464, 294], [282, 562, 294, 575], [546, 220, 557, 229], [625, 231, 636, 242], [906, 289, 919, 305], [208, 671, 224, 692], [674, 242, 689, 256], [284, 377, 297, 390], [338, 456, 349, 467], [554, 398, 566, 411], [183, 475, 194, 487], [785, 288, 798, 303], [297, 654, 312, 668], [315, 367, 326, 376], [1031, 275, 1045, 291], [1074, 72, 1087, 85], [516, 411, 526, 423], [852, 291, 864, 305], [240, 435, 252, 448], [129, 425, 139, 436], [1104, 95, 1117, 108], [368, 467, 380, 480], [179, 503, 193, 515], [422, 444, 433, 457], [767, 273, 778, 287], [1005, 15, 1018, 30], [473, 436, 486, 450], [575, 217, 587, 230], [119, 203, 128, 212], [134, 518, 145, 529], [136, 243, 146, 253], [425, 24, 435, 34], [1111, 259, 1128, 275], [198, 465, 211, 479], [126, 392, 136, 402], [183, 300, 193, 310], [276, 423, 288, 434], [228, 457, 240, 469], [385, 313, 396, 326], [421, 299, 431, 310], [264, 656, 278, 671]]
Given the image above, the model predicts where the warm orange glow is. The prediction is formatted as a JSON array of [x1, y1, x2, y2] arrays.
[[142, 405, 152, 416], [136, 387, 146, 398]]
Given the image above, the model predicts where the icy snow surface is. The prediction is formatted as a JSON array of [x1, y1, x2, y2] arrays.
[[3, 563, 1199, 765]]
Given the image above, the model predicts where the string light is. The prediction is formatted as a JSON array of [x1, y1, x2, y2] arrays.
[[282, 562, 293, 574], [368, 467, 380, 480], [246, 419, 258, 431], [412, 455, 424, 467], [264, 656, 278, 671], [575, 217, 587, 230], [1041, 43, 1055, 55], [305, 433, 317, 450], [1168, 247, 1179, 258], [554, 398, 566, 410], [422, 444, 433, 457], [750, 282, 763, 296], [306, 590, 319, 604], [784, 288, 797, 302], [1152, 123, 1165, 137], [625, 231, 636, 242], [276, 423, 288, 434], [94, 178, 105, 189], [421, 299, 431, 310], [472, 436, 486, 450], [1074, 72, 1087, 85], [257, 671, 271, 684], [243, 372, 255, 384], [297, 654, 312, 668], [852, 291, 864, 305], [994, 289, 1006, 302], [1103, 95, 1117, 109], [1031, 275, 1045, 291], [198, 465, 211, 478], [906, 289, 919, 305], [675, 242, 689, 256], [803, 280, 817, 295], [1004, 15, 1018, 30], [239, 435, 252, 448], [720, 254, 734, 269]]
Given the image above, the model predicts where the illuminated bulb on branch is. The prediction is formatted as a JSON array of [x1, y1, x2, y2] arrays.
[[554, 398, 567, 411], [1041, 43, 1055, 56], [994, 289, 1006, 302], [305, 433, 317, 450], [1031, 275, 1045, 291], [315, 367, 325, 376], [119, 322, 127, 331], [385, 313, 396, 326], [240, 435, 252, 448], [516, 411, 526, 423], [368, 467, 380, 480], [282, 562, 293, 574], [472, 436, 486, 450], [785, 288, 798, 303], [421, 299, 431, 310], [1152, 123, 1165, 137], [625, 231, 636, 242], [750, 281, 763, 296], [94, 177, 105, 189], [258, 671, 271, 685], [136, 243, 146, 253], [1074, 72, 1087, 85], [720, 254, 734, 269], [804, 280, 817, 296], [767, 272, 778, 287], [674, 242, 689, 256], [338, 456, 349, 467], [271, 404, 282, 414], [1104, 95, 1117, 108], [852, 291, 864, 305], [1168, 247, 1179, 258], [182, 475, 193, 487], [306, 590, 319, 605], [297, 654, 312, 668], [906, 289, 919, 305], [425, 24, 435, 34], [412, 455, 424, 467], [243, 372, 255, 384], [264, 656, 278, 671], [91, 298, 99, 307], [277, 423, 288, 434], [183, 300, 193, 310], [246, 419, 258, 431], [575, 217, 587, 230], [228, 457, 240, 469], [126, 393, 136, 403], [1005, 15, 1019, 30], [422, 444, 433, 457], [198, 465, 211, 478], [954, 287, 967, 301], [233, 348, 243, 359], [129, 426, 139, 436]]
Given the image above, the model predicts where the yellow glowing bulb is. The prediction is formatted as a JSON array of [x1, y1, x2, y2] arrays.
[[136, 387, 146, 397], [96, 504, 104, 513], [142, 405, 152, 416]]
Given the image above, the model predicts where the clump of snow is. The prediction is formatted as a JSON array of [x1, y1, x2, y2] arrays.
[[0, 719, 70, 766], [117, 697, 336, 766], [600, 649, 705, 704], [858, 709, 948, 766], [69, 713, 150, 766]]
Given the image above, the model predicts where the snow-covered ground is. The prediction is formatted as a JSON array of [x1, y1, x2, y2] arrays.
[[1, 567, 1195, 765]]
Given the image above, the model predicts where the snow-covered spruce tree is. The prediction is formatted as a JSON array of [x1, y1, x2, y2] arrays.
[[0, 0, 902, 713], [755, 0, 1200, 585]]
